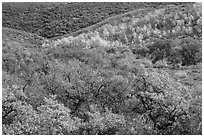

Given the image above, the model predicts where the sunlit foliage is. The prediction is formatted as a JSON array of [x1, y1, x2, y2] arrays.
[[2, 2, 202, 135]]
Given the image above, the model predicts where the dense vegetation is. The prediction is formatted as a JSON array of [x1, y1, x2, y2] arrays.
[[2, 2, 202, 135], [3, 2, 190, 38]]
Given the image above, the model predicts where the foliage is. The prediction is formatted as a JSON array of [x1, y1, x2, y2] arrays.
[[3, 2, 176, 38], [2, 2, 202, 135], [179, 37, 202, 66]]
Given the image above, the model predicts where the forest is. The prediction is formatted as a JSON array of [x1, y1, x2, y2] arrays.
[[2, 2, 202, 135]]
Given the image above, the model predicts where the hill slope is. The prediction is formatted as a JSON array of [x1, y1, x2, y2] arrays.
[[51, 2, 194, 40], [2, 27, 46, 48], [2, 2, 202, 135], [3, 2, 190, 38]]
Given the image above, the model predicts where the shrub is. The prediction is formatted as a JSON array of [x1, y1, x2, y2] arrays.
[[179, 38, 201, 66], [148, 39, 172, 64]]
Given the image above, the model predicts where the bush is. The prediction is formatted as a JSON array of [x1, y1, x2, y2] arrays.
[[148, 39, 172, 64], [179, 38, 201, 66]]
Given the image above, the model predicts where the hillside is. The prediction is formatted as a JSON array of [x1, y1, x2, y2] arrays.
[[2, 27, 46, 48], [2, 2, 202, 135], [3, 2, 190, 38], [51, 2, 194, 40]]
